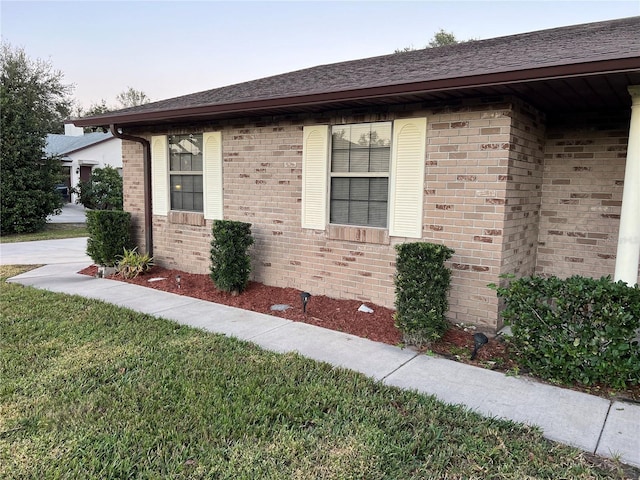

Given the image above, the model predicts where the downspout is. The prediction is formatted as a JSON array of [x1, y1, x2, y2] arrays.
[[109, 125, 153, 257]]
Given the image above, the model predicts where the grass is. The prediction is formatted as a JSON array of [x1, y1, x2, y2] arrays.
[[0, 266, 632, 479], [0, 223, 87, 244]]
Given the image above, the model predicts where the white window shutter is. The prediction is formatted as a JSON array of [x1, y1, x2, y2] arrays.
[[389, 118, 427, 238], [301, 125, 329, 229], [151, 135, 169, 216], [203, 131, 223, 220]]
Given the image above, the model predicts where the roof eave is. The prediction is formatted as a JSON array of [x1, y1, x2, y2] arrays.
[[73, 57, 640, 128]]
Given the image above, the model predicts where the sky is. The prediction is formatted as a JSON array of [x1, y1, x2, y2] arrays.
[[2, 0, 639, 111]]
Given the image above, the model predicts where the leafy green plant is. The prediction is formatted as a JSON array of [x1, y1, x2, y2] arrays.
[[116, 247, 153, 279], [86, 210, 133, 266], [73, 165, 123, 210], [491, 275, 640, 389], [210, 220, 254, 294], [394, 242, 455, 346], [1, 44, 71, 234]]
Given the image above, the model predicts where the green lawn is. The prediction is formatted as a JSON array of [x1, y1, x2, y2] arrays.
[[0, 266, 630, 479], [0, 223, 88, 243]]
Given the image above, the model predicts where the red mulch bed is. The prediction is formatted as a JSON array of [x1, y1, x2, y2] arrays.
[[79, 264, 639, 402]]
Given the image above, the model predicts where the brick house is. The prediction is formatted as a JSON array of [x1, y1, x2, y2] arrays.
[[75, 17, 640, 332]]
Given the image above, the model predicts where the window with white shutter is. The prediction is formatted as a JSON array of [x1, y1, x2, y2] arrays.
[[301, 118, 426, 238], [151, 132, 223, 219]]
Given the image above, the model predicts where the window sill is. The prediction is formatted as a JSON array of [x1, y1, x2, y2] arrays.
[[168, 211, 206, 226], [326, 224, 390, 245]]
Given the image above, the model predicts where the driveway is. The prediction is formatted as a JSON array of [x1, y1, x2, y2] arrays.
[[0, 237, 91, 265], [47, 203, 87, 223]]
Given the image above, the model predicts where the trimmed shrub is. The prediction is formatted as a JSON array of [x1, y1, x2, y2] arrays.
[[210, 220, 254, 294], [86, 210, 133, 266], [492, 275, 640, 389], [394, 242, 455, 346]]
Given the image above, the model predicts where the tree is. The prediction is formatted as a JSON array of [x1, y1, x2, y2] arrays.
[[83, 99, 111, 117], [0, 43, 73, 234], [394, 29, 473, 53], [73, 165, 123, 210], [428, 29, 459, 48], [116, 87, 150, 108]]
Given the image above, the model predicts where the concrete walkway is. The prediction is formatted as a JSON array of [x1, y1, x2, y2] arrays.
[[2, 240, 639, 469]]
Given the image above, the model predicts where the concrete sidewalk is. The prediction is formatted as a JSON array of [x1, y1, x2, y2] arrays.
[[5, 262, 640, 469]]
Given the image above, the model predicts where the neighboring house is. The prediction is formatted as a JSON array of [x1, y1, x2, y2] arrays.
[[45, 124, 122, 203], [74, 17, 640, 332]]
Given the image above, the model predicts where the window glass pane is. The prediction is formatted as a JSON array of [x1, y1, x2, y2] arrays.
[[180, 153, 192, 171], [182, 194, 194, 211], [351, 124, 371, 148], [332, 127, 350, 148], [349, 149, 369, 173], [194, 175, 203, 193], [193, 193, 203, 212], [192, 154, 203, 172], [171, 192, 182, 211], [349, 178, 369, 201], [370, 147, 390, 172], [330, 200, 349, 224], [369, 178, 388, 201], [331, 178, 349, 200], [183, 176, 194, 193], [349, 201, 369, 225], [369, 202, 387, 227], [170, 176, 182, 192], [370, 123, 391, 147], [331, 149, 350, 173], [170, 153, 181, 171]]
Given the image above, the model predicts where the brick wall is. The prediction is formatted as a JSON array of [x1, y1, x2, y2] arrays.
[[122, 140, 146, 248], [120, 98, 569, 331], [537, 113, 637, 283], [420, 101, 517, 329], [500, 100, 546, 277]]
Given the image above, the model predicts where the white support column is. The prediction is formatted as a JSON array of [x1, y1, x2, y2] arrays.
[[614, 86, 640, 286]]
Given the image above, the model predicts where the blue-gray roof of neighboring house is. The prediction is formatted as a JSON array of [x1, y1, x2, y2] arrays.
[[45, 132, 114, 157]]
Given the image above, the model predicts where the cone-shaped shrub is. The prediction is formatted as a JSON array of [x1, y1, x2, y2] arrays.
[[210, 220, 254, 294], [394, 242, 454, 346], [86, 210, 133, 266]]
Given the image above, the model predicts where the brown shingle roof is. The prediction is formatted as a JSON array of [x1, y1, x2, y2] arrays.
[[76, 16, 640, 126]]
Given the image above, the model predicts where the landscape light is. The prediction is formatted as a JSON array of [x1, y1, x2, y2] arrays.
[[300, 292, 311, 313]]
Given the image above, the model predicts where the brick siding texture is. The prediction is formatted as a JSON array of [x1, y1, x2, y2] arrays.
[[122, 140, 146, 248], [120, 99, 633, 332], [537, 113, 638, 284]]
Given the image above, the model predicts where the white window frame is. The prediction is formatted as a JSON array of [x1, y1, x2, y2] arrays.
[[328, 121, 392, 229]]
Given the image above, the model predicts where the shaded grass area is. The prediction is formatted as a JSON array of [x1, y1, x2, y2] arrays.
[[0, 224, 87, 243], [0, 273, 631, 479], [0, 265, 40, 282]]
